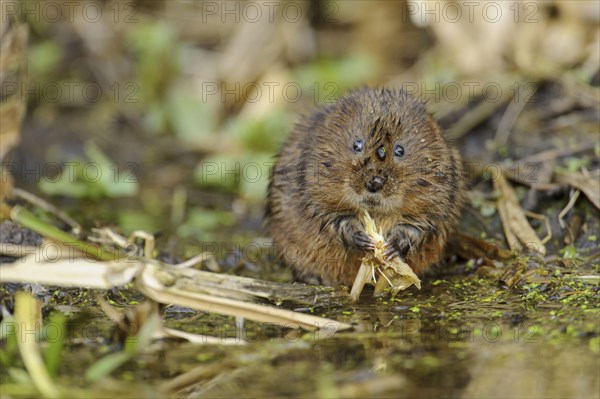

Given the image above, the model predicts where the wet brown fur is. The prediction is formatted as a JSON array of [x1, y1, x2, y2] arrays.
[[266, 88, 465, 286]]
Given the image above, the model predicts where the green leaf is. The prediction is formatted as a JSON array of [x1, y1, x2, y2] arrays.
[[167, 88, 216, 142], [85, 352, 132, 382], [28, 41, 62, 79], [127, 314, 161, 354], [84, 142, 138, 197], [294, 56, 376, 99], [238, 152, 275, 202], [177, 207, 235, 239], [559, 245, 578, 259], [126, 22, 178, 104], [42, 312, 67, 377], [118, 210, 162, 235], [0, 315, 19, 369], [195, 153, 240, 192], [39, 142, 138, 199], [226, 109, 290, 153]]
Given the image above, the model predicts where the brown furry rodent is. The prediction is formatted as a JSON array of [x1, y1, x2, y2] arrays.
[[266, 88, 464, 286]]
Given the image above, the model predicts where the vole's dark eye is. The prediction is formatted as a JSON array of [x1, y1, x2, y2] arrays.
[[394, 144, 405, 157], [352, 139, 364, 153]]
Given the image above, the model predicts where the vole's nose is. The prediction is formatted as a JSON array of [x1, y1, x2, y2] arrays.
[[366, 176, 384, 193]]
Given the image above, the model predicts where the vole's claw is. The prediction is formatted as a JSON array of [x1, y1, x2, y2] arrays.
[[353, 231, 375, 251], [383, 242, 400, 260]]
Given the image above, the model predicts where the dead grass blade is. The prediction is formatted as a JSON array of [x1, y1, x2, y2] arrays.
[[494, 173, 546, 255], [14, 292, 60, 398], [556, 170, 600, 210]]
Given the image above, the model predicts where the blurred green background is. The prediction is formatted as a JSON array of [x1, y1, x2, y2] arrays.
[[3, 0, 599, 244]]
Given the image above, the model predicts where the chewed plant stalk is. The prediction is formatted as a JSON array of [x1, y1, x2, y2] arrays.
[[350, 210, 421, 302]]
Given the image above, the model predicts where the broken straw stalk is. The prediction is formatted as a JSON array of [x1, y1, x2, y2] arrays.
[[350, 210, 421, 302]]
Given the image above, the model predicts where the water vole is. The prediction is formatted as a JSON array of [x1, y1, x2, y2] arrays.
[[266, 88, 465, 286]]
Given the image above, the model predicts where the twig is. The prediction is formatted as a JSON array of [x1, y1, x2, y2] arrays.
[[12, 188, 81, 235], [560, 73, 600, 110], [446, 89, 513, 140], [10, 206, 116, 261], [523, 210, 552, 245], [170, 252, 214, 269], [558, 189, 581, 229], [523, 162, 553, 210], [128, 230, 155, 259], [514, 142, 595, 165], [92, 227, 129, 248], [495, 83, 536, 147]]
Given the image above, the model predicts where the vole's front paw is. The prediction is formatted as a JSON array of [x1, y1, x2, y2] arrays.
[[331, 215, 375, 251], [353, 230, 376, 251], [385, 224, 425, 259], [382, 241, 401, 260]]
